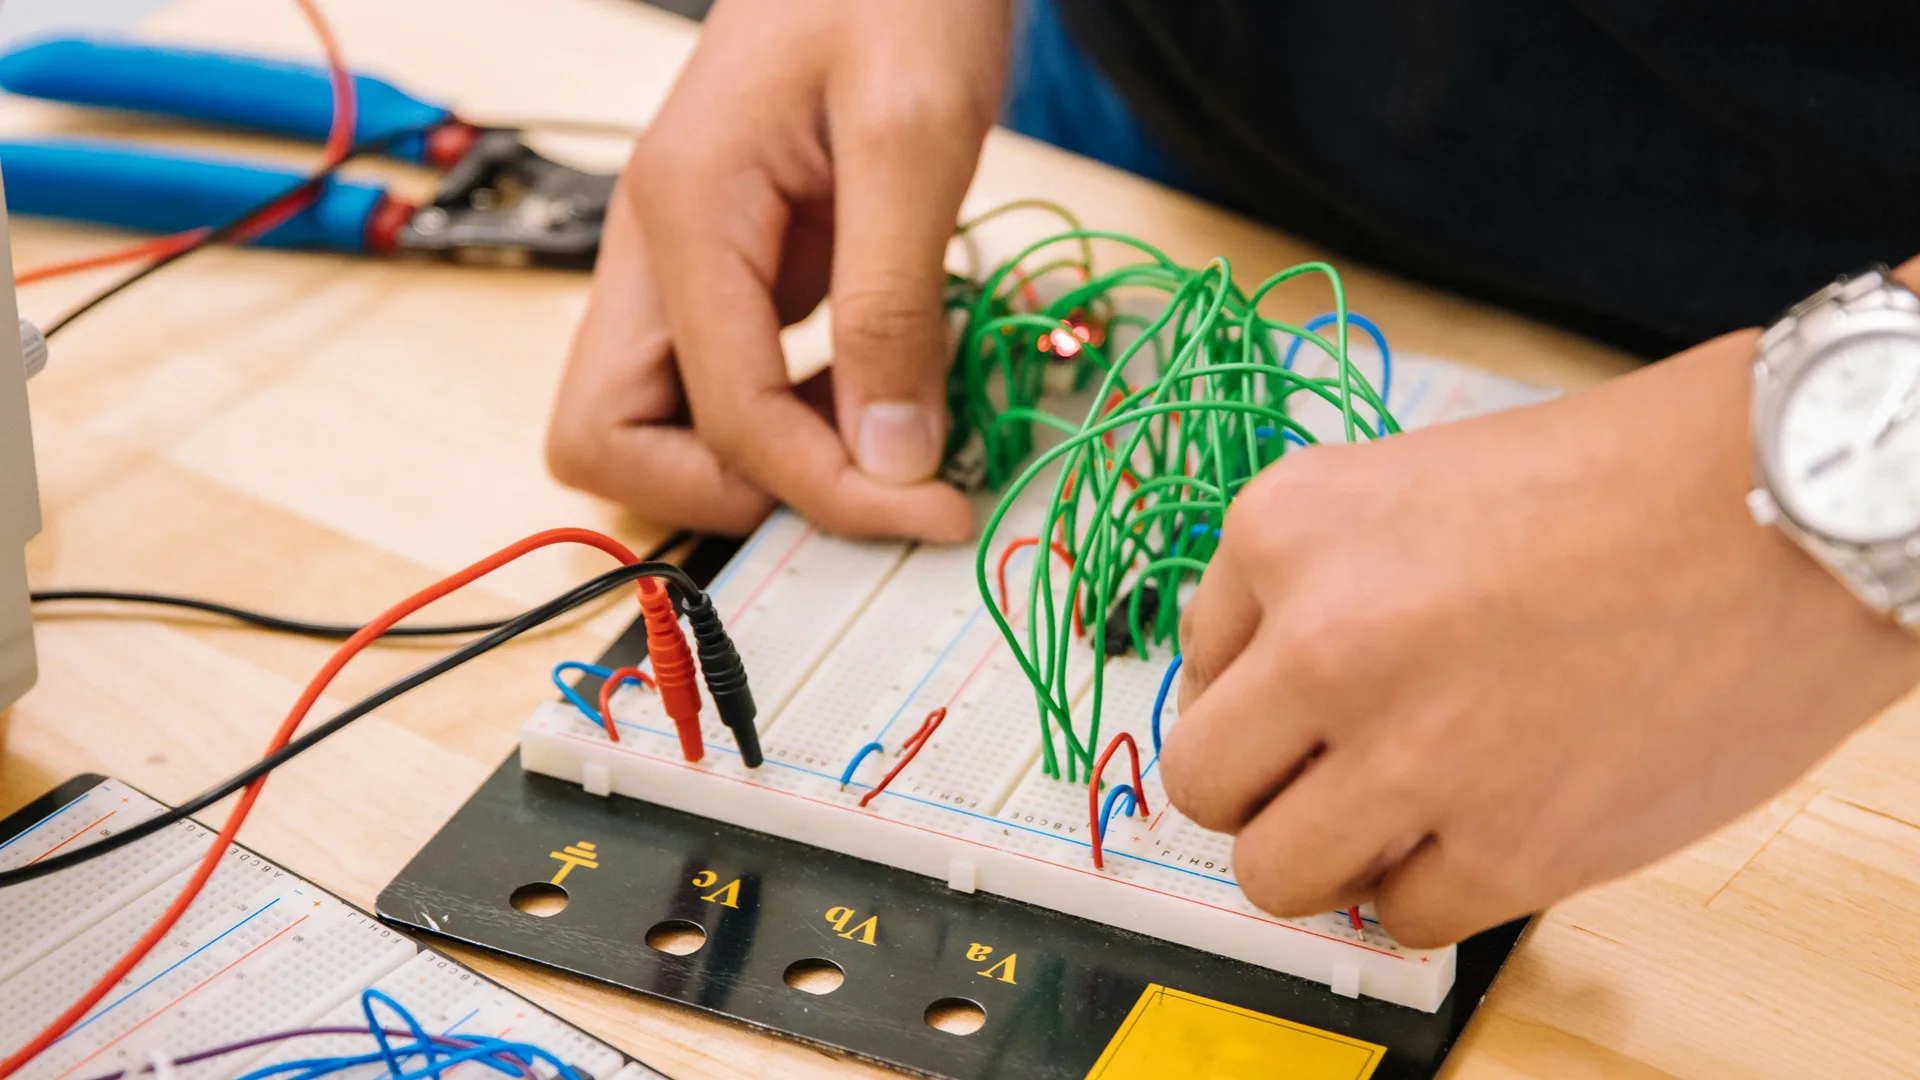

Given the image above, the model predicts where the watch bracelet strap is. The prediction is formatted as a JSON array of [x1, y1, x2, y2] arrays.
[[1762, 264, 1920, 633], [1837, 542, 1920, 630], [1760, 265, 1894, 354], [1789, 263, 1888, 320]]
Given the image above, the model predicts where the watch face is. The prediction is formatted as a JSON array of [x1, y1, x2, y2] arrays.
[[1774, 333, 1920, 544]]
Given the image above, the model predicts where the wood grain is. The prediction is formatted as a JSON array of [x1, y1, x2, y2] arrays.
[[2, 2, 1914, 1077]]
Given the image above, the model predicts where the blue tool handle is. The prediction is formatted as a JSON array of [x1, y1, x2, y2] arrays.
[[0, 140, 386, 252], [0, 37, 449, 163]]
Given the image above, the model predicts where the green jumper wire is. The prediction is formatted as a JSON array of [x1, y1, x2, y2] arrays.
[[946, 211, 1397, 783]]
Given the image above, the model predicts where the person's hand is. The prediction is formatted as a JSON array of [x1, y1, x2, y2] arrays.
[[547, 0, 1009, 539], [1162, 314, 1920, 949]]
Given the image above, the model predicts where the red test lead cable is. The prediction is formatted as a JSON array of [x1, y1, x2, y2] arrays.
[[0, 528, 679, 1078]]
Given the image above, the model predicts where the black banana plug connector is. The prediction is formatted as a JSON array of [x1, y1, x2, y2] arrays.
[[680, 590, 762, 767]]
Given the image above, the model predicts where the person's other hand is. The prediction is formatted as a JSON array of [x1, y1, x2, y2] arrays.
[[1163, 311, 1920, 948], [548, 0, 1010, 538]]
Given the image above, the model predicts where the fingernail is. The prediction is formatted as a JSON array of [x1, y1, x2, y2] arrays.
[[855, 402, 939, 485]]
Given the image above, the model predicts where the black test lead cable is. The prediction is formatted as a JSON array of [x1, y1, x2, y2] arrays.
[[39, 125, 432, 340], [30, 532, 695, 641], [30, 589, 527, 640], [38, 111, 640, 339], [0, 556, 725, 889]]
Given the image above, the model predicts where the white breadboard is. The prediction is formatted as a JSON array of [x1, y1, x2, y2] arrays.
[[0, 781, 660, 1080], [0, 781, 209, 985], [523, 359, 1548, 1013], [1311, 353, 1556, 430]]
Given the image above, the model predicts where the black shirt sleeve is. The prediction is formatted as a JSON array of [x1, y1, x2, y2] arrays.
[[1055, 0, 1920, 356]]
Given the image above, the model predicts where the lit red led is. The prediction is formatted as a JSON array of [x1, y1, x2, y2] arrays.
[[1036, 311, 1106, 358]]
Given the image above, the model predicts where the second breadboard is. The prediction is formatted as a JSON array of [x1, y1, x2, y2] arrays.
[[523, 358, 1548, 1013], [0, 777, 666, 1080]]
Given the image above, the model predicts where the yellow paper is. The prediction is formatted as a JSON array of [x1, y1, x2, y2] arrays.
[[1086, 984, 1386, 1080]]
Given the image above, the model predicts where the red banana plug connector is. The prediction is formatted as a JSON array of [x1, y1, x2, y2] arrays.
[[637, 579, 704, 762]]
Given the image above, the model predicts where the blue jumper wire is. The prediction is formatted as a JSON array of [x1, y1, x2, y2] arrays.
[[1098, 783, 1139, 839], [1150, 654, 1182, 755], [839, 742, 886, 788], [551, 661, 612, 723], [232, 989, 583, 1080], [1281, 311, 1393, 436]]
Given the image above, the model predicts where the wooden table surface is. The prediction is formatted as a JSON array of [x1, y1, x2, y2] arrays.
[[5, 1, 1918, 1077]]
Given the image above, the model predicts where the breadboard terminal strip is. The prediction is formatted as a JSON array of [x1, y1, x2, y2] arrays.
[[523, 222, 1521, 1011], [527, 508, 1454, 1011], [0, 778, 670, 1080], [527, 218, 1555, 1011]]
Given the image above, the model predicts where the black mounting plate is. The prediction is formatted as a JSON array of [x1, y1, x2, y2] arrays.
[[377, 540, 1526, 1079]]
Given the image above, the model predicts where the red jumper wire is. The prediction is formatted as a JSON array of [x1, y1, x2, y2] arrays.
[[1087, 732, 1149, 870], [858, 707, 948, 808]]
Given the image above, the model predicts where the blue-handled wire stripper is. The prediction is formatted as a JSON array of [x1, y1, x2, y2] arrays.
[[0, 37, 614, 269]]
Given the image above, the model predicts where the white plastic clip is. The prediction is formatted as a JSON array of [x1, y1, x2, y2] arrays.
[[1329, 962, 1361, 999], [581, 762, 612, 798], [946, 856, 978, 894]]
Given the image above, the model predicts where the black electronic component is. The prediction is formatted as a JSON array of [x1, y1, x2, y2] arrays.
[[1103, 582, 1160, 658]]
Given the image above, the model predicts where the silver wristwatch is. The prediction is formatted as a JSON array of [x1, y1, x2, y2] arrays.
[[1748, 265, 1920, 631]]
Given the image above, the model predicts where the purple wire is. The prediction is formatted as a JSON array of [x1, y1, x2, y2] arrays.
[[77, 1028, 535, 1080]]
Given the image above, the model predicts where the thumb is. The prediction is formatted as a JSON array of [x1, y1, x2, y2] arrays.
[[828, 106, 980, 486]]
